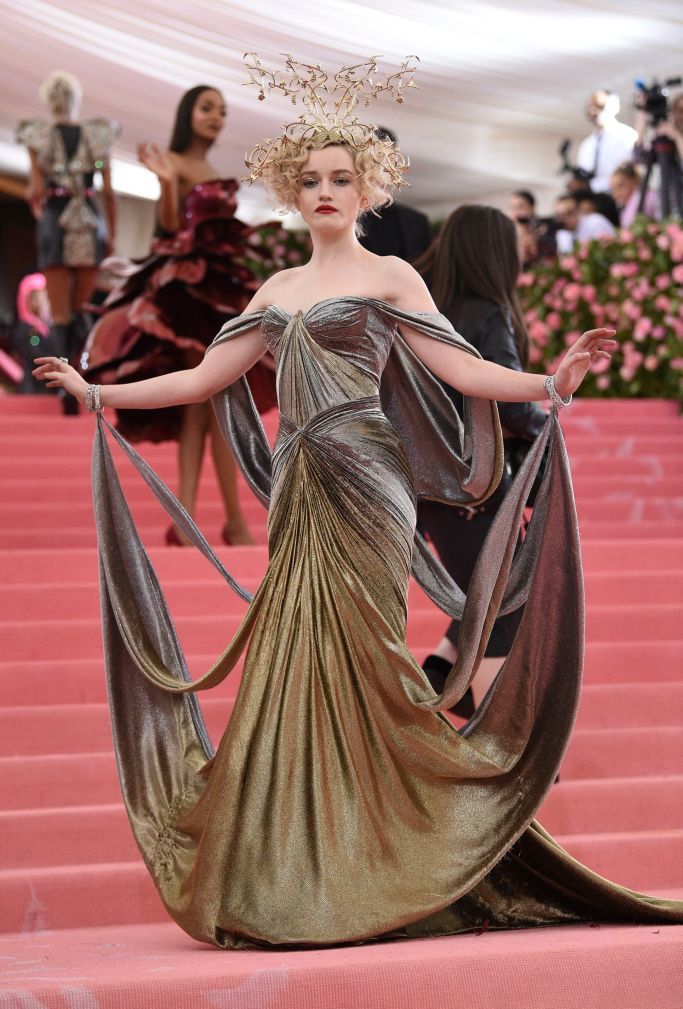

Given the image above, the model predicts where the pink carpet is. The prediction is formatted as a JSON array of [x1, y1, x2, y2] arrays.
[[0, 395, 682, 1008]]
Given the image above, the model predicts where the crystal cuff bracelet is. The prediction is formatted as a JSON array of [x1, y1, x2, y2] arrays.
[[85, 384, 103, 413], [543, 374, 572, 410]]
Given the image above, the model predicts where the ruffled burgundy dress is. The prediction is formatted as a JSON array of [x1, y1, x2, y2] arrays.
[[83, 178, 276, 442]]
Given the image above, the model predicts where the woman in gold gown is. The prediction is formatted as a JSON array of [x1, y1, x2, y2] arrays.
[[35, 55, 682, 949]]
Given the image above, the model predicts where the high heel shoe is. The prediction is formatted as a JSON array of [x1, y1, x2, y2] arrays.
[[221, 524, 233, 546], [422, 653, 476, 719], [165, 525, 183, 546]]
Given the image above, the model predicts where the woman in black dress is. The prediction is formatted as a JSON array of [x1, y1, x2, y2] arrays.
[[416, 205, 548, 716]]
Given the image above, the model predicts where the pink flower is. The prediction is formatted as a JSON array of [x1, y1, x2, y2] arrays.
[[644, 355, 659, 371], [666, 222, 683, 240], [563, 282, 581, 301], [655, 274, 671, 289], [592, 355, 610, 374], [665, 315, 683, 338], [622, 300, 641, 321], [274, 243, 288, 256], [609, 264, 623, 278], [529, 345, 543, 364], [634, 317, 652, 341], [518, 272, 534, 287], [529, 320, 549, 345], [638, 246, 652, 261], [656, 234, 670, 250], [622, 262, 639, 277], [560, 256, 577, 271], [578, 248, 589, 261], [563, 331, 581, 347], [671, 358, 683, 371], [652, 325, 666, 339], [287, 250, 303, 263], [655, 295, 671, 312], [582, 284, 597, 302], [672, 264, 683, 284], [596, 375, 610, 390], [621, 228, 634, 242], [619, 364, 636, 381], [546, 311, 561, 329]]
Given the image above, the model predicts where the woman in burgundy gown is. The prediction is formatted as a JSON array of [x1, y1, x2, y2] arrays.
[[83, 85, 275, 545]]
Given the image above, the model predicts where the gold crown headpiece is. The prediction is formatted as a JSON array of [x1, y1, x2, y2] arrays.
[[242, 53, 419, 190]]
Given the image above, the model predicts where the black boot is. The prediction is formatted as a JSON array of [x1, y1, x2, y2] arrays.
[[422, 654, 476, 719]]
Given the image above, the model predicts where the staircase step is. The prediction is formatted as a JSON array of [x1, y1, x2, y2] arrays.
[[0, 917, 681, 1009], [3, 774, 683, 869], [2, 828, 680, 934]]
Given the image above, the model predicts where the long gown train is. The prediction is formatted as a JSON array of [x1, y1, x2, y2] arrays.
[[90, 297, 682, 948]]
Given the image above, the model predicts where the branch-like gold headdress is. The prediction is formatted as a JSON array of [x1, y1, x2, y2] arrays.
[[243, 53, 419, 190]]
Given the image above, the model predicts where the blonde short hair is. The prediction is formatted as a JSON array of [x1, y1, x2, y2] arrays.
[[39, 71, 83, 116], [259, 137, 397, 214]]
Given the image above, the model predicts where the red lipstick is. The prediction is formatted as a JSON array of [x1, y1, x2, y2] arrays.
[[315, 205, 338, 214]]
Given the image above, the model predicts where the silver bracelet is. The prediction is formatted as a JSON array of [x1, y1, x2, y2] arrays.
[[85, 384, 103, 413], [543, 374, 572, 410]]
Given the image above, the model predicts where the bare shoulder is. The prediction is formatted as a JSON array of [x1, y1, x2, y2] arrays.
[[379, 257, 437, 313], [246, 267, 305, 311]]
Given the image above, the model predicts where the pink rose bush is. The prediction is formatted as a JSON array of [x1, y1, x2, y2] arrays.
[[240, 223, 312, 279], [518, 219, 683, 400]]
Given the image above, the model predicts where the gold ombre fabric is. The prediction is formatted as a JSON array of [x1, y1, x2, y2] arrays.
[[91, 298, 683, 948]]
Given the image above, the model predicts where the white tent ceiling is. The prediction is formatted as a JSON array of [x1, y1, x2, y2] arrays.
[[1, 0, 682, 221]]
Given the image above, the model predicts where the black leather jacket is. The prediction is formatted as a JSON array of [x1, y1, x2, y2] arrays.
[[441, 295, 547, 441]]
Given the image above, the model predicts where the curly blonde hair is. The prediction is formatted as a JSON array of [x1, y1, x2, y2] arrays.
[[39, 71, 82, 116], [258, 134, 401, 214]]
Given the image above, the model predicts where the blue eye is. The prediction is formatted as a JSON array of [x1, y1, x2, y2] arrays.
[[334, 177, 349, 185]]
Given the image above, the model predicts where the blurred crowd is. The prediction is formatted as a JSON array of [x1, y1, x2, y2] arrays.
[[507, 86, 682, 268]]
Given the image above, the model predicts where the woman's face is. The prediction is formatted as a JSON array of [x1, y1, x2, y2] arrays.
[[296, 146, 366, 233], [191, 89, 226, 143], [610, 172, 636, 206]]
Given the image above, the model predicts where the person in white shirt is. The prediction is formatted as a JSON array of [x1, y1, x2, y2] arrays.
[[577, 90, 637, 193]]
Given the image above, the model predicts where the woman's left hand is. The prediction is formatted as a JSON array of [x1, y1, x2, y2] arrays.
[[554, 329, 617, 398]]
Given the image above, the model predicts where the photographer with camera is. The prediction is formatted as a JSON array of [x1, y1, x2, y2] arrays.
[[634, 83, 682, 218], [576, 90, 637, 194], [507, 189, 558, 264]]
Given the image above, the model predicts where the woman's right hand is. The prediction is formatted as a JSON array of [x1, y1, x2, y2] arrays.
[[137, 143, 176, 183], [32, 357, 89, 403]]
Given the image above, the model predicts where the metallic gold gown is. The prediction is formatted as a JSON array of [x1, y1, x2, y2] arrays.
[[92, 297, 683, 948]]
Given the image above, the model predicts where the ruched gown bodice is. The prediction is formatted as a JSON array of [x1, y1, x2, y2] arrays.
[[90, 297, 683, 948]]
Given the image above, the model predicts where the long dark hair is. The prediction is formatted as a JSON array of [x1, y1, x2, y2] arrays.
[[168, 85, 221, 153], [415, 204, 529, 366]]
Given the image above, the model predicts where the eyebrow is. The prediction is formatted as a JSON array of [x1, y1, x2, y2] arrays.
[[299, 169, 354, 177]]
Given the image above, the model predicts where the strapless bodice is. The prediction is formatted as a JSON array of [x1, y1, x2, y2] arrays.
[[179, 178, 239, 229], [262, 297, 397, 387]]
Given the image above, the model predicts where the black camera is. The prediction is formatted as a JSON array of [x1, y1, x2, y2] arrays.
[[635, 77, 682, 126], [557, 139, 594, 183]]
